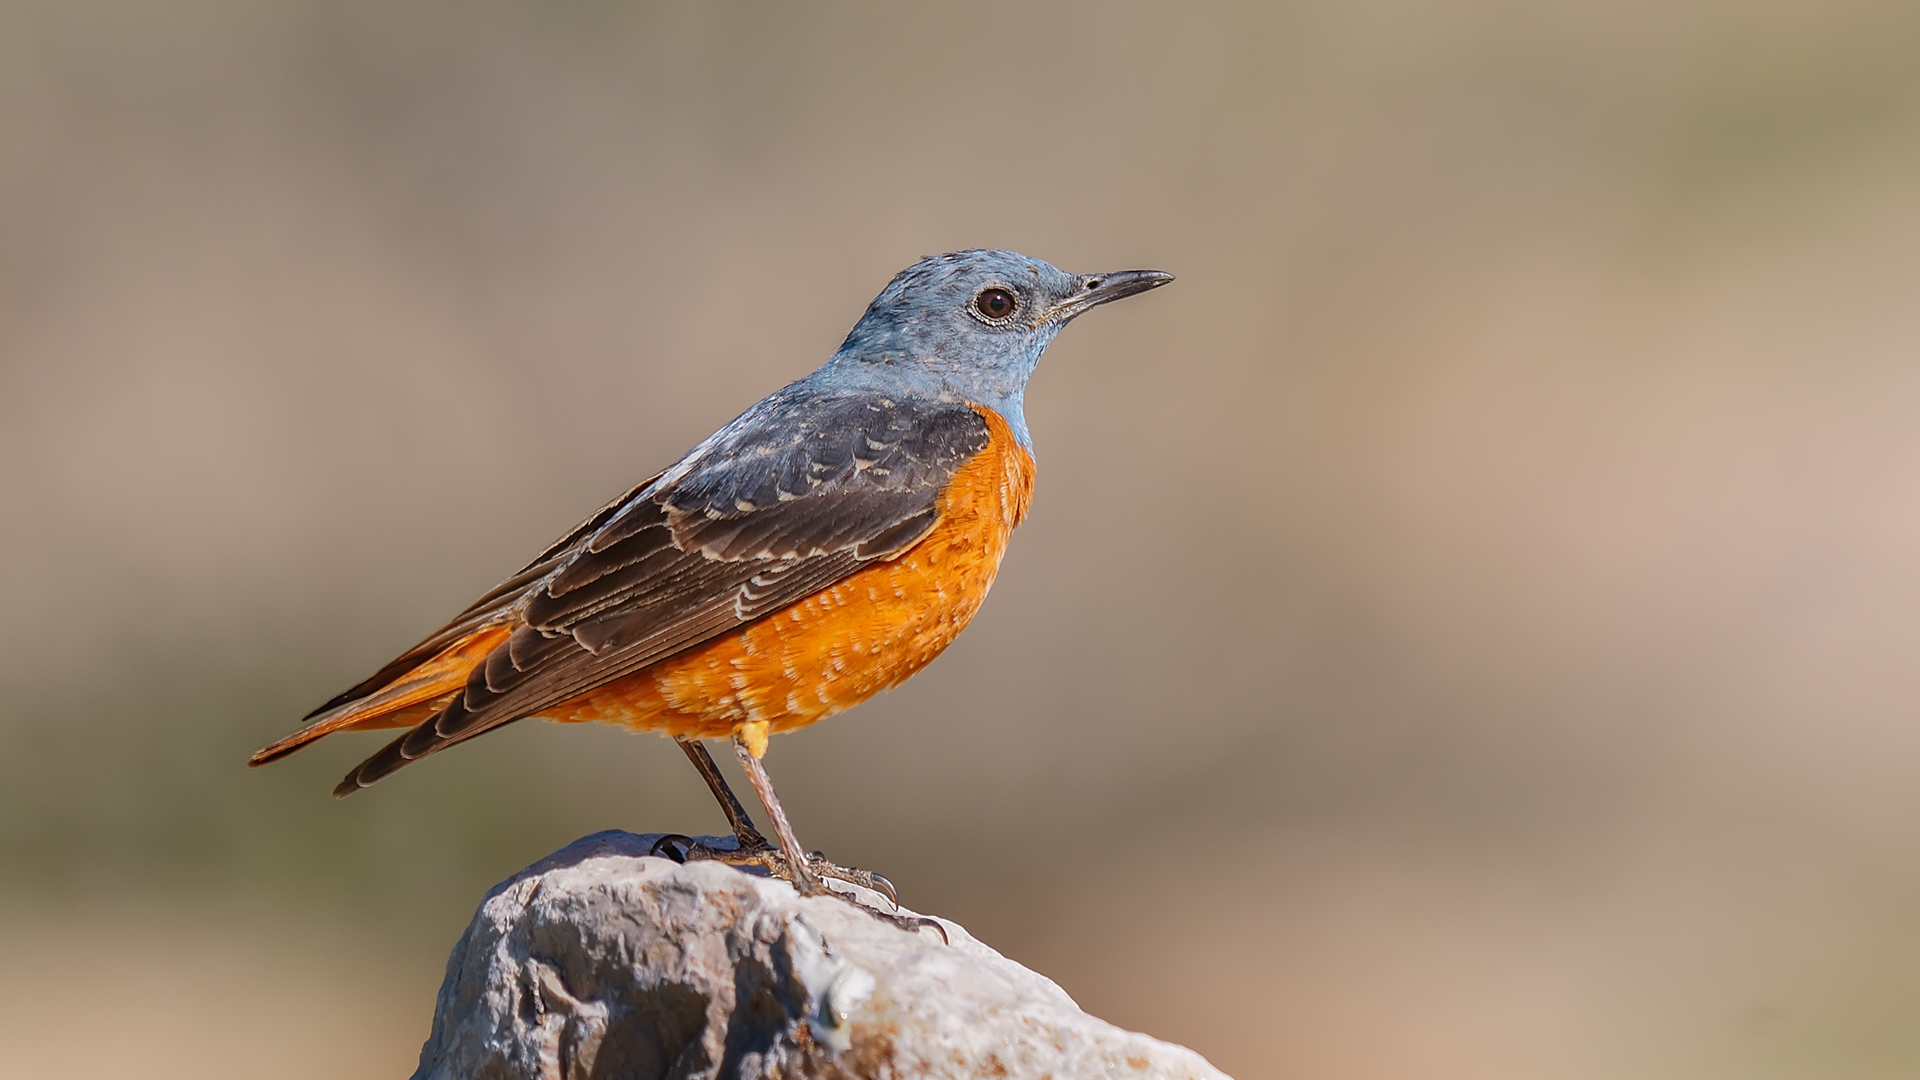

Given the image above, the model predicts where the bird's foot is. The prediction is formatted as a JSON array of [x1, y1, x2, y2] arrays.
[[649, 832, 947, 942], [648, 832, 896, 901]]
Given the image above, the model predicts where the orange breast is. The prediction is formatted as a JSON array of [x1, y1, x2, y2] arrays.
[[540, 405, 1036, 741]]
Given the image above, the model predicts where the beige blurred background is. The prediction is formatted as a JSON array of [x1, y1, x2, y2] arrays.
[[3, 1, 1919, 1076]]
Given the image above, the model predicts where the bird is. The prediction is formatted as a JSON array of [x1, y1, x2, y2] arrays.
[[250, 249, 1172, 921]]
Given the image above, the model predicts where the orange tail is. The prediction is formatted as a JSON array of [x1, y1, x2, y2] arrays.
[[247, 626, 512, 766]]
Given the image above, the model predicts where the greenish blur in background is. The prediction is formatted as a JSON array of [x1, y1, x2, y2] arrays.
[[4, 2, 1920, 1076]]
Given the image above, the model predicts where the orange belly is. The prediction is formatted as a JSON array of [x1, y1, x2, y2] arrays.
[[539, 405, 1036, 741]]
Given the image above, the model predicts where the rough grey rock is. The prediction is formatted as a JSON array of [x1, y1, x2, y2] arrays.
[[412, 831, 1230, 1080]]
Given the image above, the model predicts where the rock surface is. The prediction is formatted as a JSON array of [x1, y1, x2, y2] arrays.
[[412, 831, 1230, 1080]]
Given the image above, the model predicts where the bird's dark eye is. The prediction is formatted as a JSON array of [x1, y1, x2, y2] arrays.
[[974, 288, 1017, 321]]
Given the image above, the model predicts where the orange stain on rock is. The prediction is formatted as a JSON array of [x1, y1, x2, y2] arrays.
[[540, 405, 1035, 741]]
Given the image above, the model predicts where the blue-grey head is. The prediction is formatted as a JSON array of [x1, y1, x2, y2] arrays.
[[823, 249, 1173, 447]]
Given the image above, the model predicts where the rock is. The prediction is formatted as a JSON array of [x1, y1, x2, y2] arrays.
[[412, 831, 1231, 1080]]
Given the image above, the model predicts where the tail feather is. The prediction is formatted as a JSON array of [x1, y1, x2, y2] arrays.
[[331, 704, 528, 797], [248, 625, 512, 766]]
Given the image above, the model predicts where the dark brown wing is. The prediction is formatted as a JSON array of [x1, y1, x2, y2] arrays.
[[333, 392, 989, 795]]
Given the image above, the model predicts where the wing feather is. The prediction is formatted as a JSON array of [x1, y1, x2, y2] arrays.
[[324, 393, 991, 794]]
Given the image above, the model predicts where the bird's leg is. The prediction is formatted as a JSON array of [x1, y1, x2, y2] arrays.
[[730, 729, 947, 941], [729, 726, 948, 937], [650, 738, 782, 872], [649, 736, 905, 911], [677, 736, 769, 849], [731, 729, 825, 895]]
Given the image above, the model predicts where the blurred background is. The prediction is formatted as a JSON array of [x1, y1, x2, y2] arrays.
[[3, 1, 1919, 1076]]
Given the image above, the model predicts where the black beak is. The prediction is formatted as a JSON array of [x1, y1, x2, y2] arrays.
[[1047, 268, 1175, 323]]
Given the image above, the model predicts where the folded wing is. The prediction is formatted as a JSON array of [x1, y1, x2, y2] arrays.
[[297, 392, 992, 795]]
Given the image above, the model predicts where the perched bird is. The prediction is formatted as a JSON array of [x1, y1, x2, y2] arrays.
[[251, 249, 1171, 918]]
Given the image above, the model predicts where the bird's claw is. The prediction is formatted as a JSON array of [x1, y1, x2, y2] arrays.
[[852, 906, 949, 943], [649, 833, 938, 939], [648, 833, 699, 862], [808, 848, 899, 908]]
